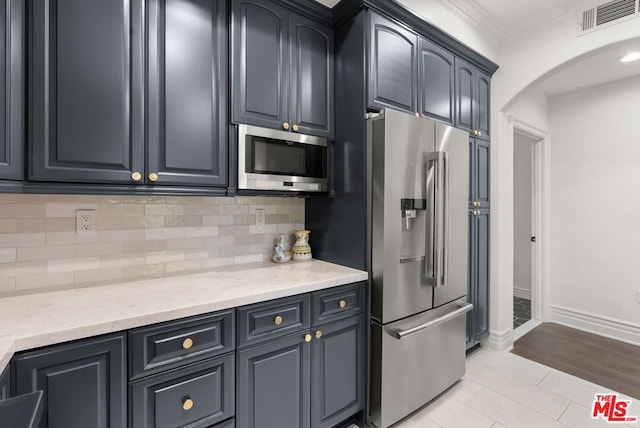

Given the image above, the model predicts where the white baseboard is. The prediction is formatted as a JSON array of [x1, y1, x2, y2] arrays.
[[550, 305, 640, 346], [485, 327, 513, 352], [513, 287, 531, 300]]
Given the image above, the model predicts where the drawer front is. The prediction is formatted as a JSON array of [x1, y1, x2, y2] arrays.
[[312, 282, 365, 325], [130, 354, 234, 428], [129, 310, 234, 380], [238, 294, 310, 348]]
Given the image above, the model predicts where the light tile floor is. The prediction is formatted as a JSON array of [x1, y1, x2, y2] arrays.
[[390, 347, 639, 428]]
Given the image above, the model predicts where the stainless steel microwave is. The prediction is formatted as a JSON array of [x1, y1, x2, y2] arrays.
[[237, 124, 328, 192]]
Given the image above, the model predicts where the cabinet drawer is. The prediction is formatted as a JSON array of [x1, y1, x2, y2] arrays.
[[130, 354, 234, 428], [312, 283, 365, 325], [238, 294, 310, 348], [129, 310, 234, 380]]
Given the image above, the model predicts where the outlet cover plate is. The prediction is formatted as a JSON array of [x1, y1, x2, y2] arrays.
[[76, 209, 97, 234]]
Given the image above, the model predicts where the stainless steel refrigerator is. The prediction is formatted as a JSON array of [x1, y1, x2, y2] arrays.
[[367, 109, 473, 428]]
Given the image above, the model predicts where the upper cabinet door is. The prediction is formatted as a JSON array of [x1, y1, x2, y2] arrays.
[[475, 71, 491, 141], [290, 14, 334, 139], [232, 0, 289, 131], [29, 0, 144, 183], [367, 12, 417, 114], [146, 0, 228, 187], [418, 38, 454, 125], [0, 0, 24, 180], [454, 57, 474, 133]]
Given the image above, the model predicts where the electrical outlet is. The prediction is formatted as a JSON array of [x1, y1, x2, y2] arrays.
[[76, 209, 97, 234], [255, 209, 266, 227]]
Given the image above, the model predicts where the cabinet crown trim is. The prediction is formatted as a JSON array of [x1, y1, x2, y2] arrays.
[[333, 0, 499, 76]]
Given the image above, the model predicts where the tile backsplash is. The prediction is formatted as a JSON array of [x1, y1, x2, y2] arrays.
[[0, 194, 304, 296]]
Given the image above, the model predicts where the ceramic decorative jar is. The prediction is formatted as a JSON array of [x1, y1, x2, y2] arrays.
[[292, 229, 312, 261], [271, 233, 291, 263]]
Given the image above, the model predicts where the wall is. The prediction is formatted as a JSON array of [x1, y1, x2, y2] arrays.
[[0, 194, 304, 296], [513, 134, 534, 299], [549, 76, 640, 341]]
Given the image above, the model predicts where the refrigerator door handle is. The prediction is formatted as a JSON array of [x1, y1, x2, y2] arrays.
[[385, 302, 473, 339], [425, 151, 448, 287]]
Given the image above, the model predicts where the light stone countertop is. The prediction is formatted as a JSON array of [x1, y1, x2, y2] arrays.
[[0, 260, 367, 374]]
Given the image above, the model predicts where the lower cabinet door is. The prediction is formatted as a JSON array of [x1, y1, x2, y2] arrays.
[[237, 333, 311, 428], [13, 333, 126, 428], [311, 315, 366, 428], [0, 364, 10, 400], [130, 354, 234, 428]]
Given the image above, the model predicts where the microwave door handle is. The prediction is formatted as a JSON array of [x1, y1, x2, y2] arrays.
[[425, 151, 447, 287]]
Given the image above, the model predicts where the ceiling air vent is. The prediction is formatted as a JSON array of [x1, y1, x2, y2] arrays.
[[578, 0, 639, 35]]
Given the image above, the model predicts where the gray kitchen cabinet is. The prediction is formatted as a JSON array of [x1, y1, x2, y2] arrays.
[[455, 57, 490, 140], [0, 365, 9, 400], [467, 209, 489, 349], [146, 0, 228, 187], [29, 0, 144, 184], [232, 0, 289, 131], [311, 315, 366, 428], [0, 0, 24, 180], [454, 57, 474, 134], [29, 0, 228, 189], [290, 13, 334, 139], [237, 332, 311, 428], [367, 11, 418, 114], [130, 354, 235, 428], [418, 37, 454, 125], [13, 333, 126, 428], [232, 0, 334, 138], [469, 137, 490, 209], [475, 71, 491, 141], [237, 284, 366, 428]]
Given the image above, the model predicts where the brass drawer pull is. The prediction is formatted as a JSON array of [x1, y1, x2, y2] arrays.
[[338, 300, 347, 309], [182, 397, 194, 411], [274, 315, 283, 325], [292, 124, 299, 132], [283, 122, 290, 130], [182, 338, 194, 350], [315, 330, 322, 339], [304, 334, 312, 343]]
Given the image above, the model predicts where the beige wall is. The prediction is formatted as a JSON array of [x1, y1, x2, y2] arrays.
[[0, 194, 304, 296]]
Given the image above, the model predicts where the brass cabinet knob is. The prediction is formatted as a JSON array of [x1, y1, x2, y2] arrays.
[[182, 397, 194, 411], [338, 300, 347, 309], [478, 131, 482, 137], [274, 315, 283, 325], [315, 330, 322, 339], [304, 334, 312, 343], [472, 201, 479, 207], [283, 122, 290, 130], [131, 171, 142, 182], [292, 124, 299, 132], [148, 172, 158, 182], [182, 338, 193, 350]]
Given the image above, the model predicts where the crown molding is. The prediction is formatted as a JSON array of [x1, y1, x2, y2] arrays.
[[432, 0, 505, 43]]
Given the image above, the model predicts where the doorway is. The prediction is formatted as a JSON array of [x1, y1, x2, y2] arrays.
[[513, 130, 542, 334]]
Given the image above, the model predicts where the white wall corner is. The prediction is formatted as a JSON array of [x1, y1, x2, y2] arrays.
[[550, 305, 640, 347]]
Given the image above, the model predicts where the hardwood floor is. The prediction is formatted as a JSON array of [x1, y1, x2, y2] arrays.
[[512, 323, 640, 400]]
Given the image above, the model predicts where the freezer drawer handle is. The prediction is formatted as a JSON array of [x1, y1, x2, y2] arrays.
[[386, 302, 473, 339]]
